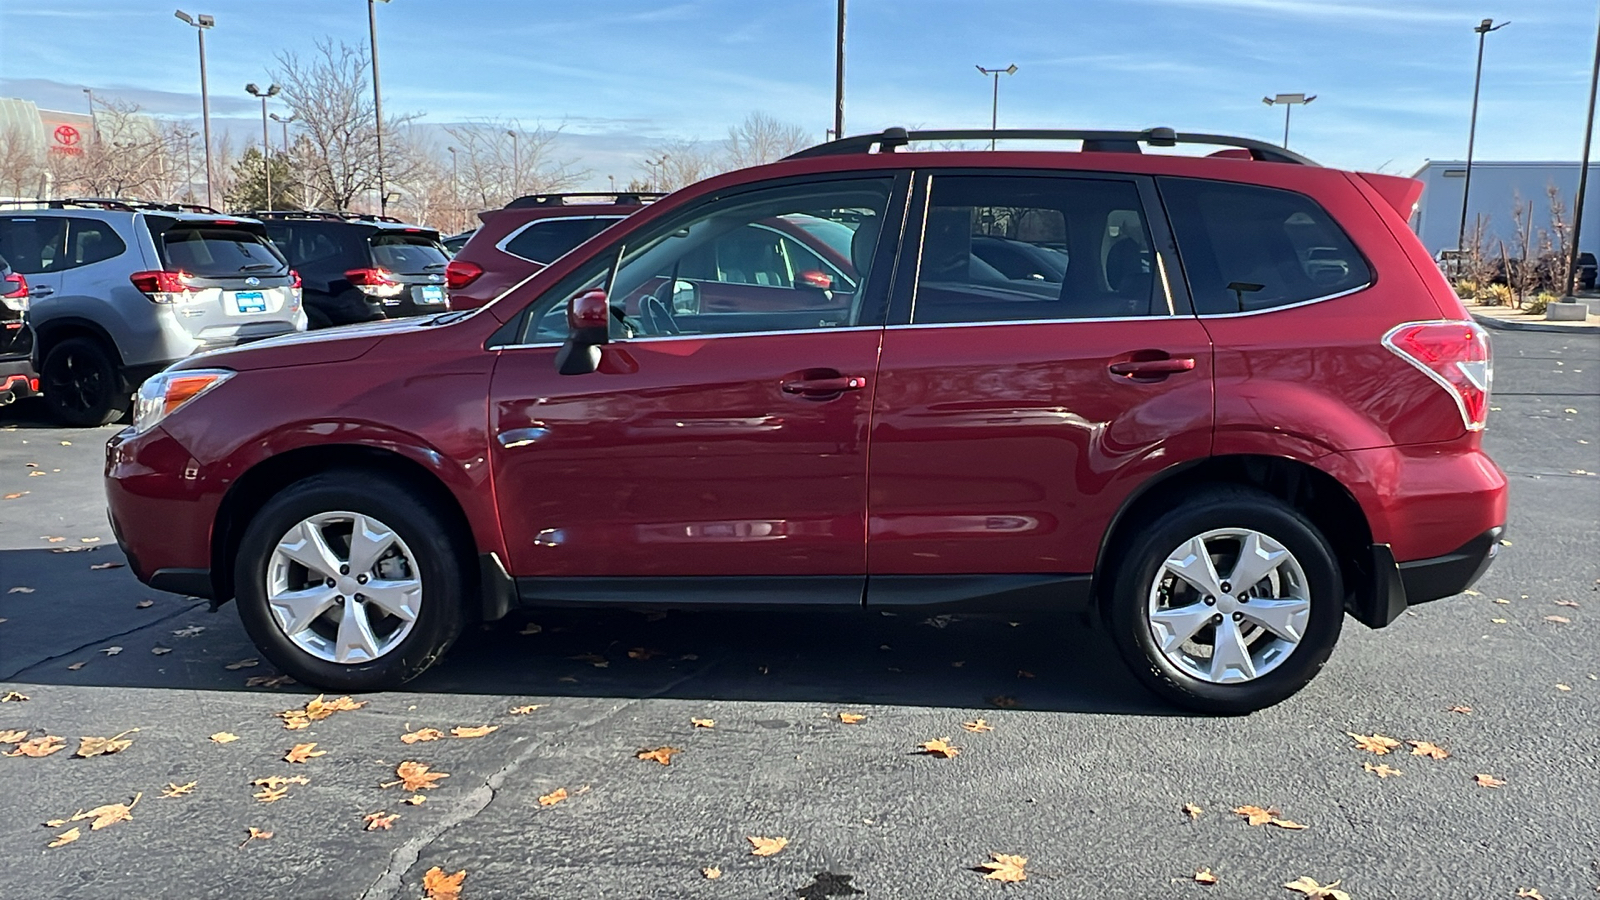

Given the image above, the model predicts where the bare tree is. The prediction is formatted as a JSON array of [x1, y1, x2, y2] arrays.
[[640, 137, 723, 191], [0, 123, 44, 199], [723, 111, 810, 169], [1537, 183, 1572, 295], [48, 99, 172, 199], [1507, 193, 1535, 306], [441, 119, 584, 215]]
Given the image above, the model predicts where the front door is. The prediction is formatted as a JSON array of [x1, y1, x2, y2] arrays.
[[488, 175, 906, 603]]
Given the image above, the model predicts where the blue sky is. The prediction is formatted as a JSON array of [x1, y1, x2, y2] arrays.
[[0, 0, 1594, 186]]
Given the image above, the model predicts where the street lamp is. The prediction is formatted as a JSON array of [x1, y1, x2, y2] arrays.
[[507, 130, 520, 198], [245, 83, 280, 211], [269, 112, 297, 154], [82, 88, 96, 143], [174, 9, 216, 208], [1261, 93, 1316, 148], [1566, 11, 1600, 300], [446, 146, 459, 231], [975, 64, 1018, 150], [1458, 18, 1509, 255], [834, 0, 846, 141], [368, 0, 392, 214]]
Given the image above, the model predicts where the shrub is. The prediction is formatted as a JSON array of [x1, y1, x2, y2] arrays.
[[1482, 284, 1514, 307], [1525, 292, 1559, 315], [1453, 279, 1480, 299]]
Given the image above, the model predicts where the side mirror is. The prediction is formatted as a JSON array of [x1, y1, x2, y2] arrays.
[[555, 288, 610, 376], [797, 270, 833, 292]]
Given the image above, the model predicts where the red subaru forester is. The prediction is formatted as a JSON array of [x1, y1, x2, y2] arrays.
[[105, 128, 1506, 713]]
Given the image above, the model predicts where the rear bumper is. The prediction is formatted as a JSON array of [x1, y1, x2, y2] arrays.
[[1353, 526, 1504, 628], [0, 355, 40, 404]]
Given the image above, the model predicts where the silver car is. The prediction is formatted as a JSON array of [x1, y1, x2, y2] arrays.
[[0, 199, 307, 426]]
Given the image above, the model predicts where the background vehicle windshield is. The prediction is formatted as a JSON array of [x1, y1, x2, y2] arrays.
[[370, 233, 449, 273], [161, 227, 287, 277]]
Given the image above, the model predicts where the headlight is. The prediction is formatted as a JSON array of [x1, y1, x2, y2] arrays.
[[133, 369, 233, 435]]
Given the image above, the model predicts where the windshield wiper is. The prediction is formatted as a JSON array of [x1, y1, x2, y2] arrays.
[[423, 263, 447, 271], [238, 263, 279, 272]]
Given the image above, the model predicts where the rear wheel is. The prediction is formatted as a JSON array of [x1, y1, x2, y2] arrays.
[[42, 337, 126, 427], [1105, 487, 1344, 714], [234, 471, 469, 691]]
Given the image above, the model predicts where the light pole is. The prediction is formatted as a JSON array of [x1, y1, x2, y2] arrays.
[[834, 0, 846, 141], [174, 10, 216, 209], [447, 146, 459, 231], [246, 83, 280, 211], [1261, 93, 1316, 148], [1566, 11, 1600, 299], [1459, 18, 1509, 255], [507, 129, 520, 198], [269, 112, 297, 154], [82, 88, 96, 143], [975, 64, 1018, 150], [368, 0, 391, 214]]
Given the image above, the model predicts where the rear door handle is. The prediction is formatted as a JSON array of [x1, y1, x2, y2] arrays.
[[29, 286, 53, 297], [1108, 357, 1196, 377], [781, 375, 866, 396]]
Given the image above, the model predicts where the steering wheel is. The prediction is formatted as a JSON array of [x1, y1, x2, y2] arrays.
[[640, 295, 681, 335]]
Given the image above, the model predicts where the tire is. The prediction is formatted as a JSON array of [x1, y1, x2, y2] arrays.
[[1104, 486, 1344, 715], [304, 305, 334, 330], [234, 471, 469, 691], [42, 336, 127, 427]]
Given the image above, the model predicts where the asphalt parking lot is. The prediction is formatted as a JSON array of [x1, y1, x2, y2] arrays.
[[1, 328, 1596, 900]]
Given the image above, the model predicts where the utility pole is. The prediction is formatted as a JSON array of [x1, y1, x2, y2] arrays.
[[174, 10, 216, 208], [834, 0, 846, 141], [368, 0, 391, 214], [1567, 9, 1600, 299], [246, 83, 280, 210], [975, 64, 1017, 150], [1459, 18, 1509, 255]]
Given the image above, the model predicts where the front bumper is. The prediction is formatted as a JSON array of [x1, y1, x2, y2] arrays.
[[105, 425, 221, 596], [1354, 526, 1504, 628]]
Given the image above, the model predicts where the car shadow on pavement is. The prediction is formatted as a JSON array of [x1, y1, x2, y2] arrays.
[[0, 545, 1176, 717]]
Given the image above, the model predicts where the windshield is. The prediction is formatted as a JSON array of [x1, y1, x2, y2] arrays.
[[370, 233, 449, 273], [160, 227, 287, 277]]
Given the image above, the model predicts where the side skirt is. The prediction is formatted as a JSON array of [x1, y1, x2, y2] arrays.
[[508, 573, 1093, 612]]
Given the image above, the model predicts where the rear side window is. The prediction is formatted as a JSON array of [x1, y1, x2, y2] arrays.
[[502, 217, 620, 264], [264, 222, 364, 273], [65, 218, 127, 267], [0, 216, 68, 274], [1159, 177, 1371, 315], [161, 227, 287, 277], [370, 233, 448, 272]]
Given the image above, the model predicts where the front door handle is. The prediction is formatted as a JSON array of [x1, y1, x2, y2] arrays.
[[781, 375, 866, 397], [1108, 357, 1196, 378]]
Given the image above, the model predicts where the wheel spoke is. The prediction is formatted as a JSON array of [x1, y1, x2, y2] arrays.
[[346, 514, 399, 577], [1149, 602, 1215, 652], [361, 578, 421, 623], [333, 599, 382, 663], [1239, 596, 1311, 644], [1209, 616, 1257, 683], [1163, 536, 1224, 598], [268, 585, 339, 636], [1225, 532, 1290, 595], [277, 521, 343, 581]]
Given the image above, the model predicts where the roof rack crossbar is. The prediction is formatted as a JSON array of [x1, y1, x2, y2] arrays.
[[784, 127, 1317, 166], [0, 198, 221, 213], [504, 191, 667, 210]]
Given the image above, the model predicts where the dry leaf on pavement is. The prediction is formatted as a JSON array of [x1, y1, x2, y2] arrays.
[[224, 658, 260, 670], [1407, 740, 1450, 759], [89, 562, 123, 570], [5, 735, 66, 757], [386, 761, 449, 791], [405, 794, 427, 806], [636, 746, 681, 766], [239, 826, 273, 847], [450, 725, 498, 739], [538, 787, 568, 806], [7, 586, 34, 593], [136, 599, 153, 608], [1517, 889, 1547, 899], [151, 646, 172, 655], [1447, 705, 1473, 715], [210, 732, 240, 744], [990, 695, 1020, 708], [701, 867, 722, 879], [245, 674, 295, 688], [66, 662, 86, 670], [0, 729, 27, 743], [1363, 762, 1402, 778], [364, 811, 400, 831], [1194, 867, 1219, 885], [0, 691, 27, 702], [171, 625, 204, 637], [1183, 803, 1203, 820], [401, 727, 444, 744], [422, 866, 467, 900], [961, 719, 993, 733], [747, 836, 788, 857], [1474, 773, 1505, 788], [48, 827, 81, 848], [76, 793, 140, 830], [691, 718, 715, 728], [976, 853, 1028, 882], [279, 694, 365, 729], [917, 738, 961, 758], [836, 712, 866, 724], [284, 742, 326, 763], [518, 621, 542, 635], [160, 782, 196, 798], [1283, 876, 1350, 899], [627, 647, 662, 659], [508, 705, 541, 715], [1347, 732, 1402, 755], [1232, 805, 1306, 829], [75, 729, 137, 758]]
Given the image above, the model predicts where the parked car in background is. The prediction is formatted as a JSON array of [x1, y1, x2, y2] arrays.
[[445, 192, 661, 310], [1576, 251, 1596, 291], [0, 252, 41, 408], [107, 127, 1506, 714], [0, 199, 304, 426], [442, 229, 475, 255], [253, 211, 451, 328]]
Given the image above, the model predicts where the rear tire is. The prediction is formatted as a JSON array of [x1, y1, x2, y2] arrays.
[[42, 337, 126, 427], [1104, 486, 1344, 714], [234, 471, 469, 691]]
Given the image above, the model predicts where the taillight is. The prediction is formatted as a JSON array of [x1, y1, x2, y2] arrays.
[[130, 270, 195, 301], [290, 269, 303, 289], [445, 259, 483, 289], [345, 267, 404, 299], [1383, 320, 1493, 431], [1, 272, 27, 312]]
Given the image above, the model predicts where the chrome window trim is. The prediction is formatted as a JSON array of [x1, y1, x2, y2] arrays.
[[1195, 282, 1372, 318], [495, 215, 626, 265], [885, 315, 1167, 331], [496, 324, 883, 351]]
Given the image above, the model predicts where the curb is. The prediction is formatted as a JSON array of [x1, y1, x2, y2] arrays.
[[1469, 311, 1600, 335]]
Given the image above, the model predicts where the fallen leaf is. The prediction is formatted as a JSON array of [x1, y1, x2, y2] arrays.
[[701, 866, 722, 879], [401, 728, 444, 744], [404, 794, 427, 806], [450, 725, 498, 739], [245, 674, 294, 688], [239, 826, 273, 848], [151, 646, 172, 655], [387, 761, 449, 791], [171, 625, 204, 637], [78, 535, 96, 542], [1016, 669, 1035, 679], [691, 717, 716, 729], [636, 746, 681, 766], [557, 676, 578, 683], [976, 852, 1027, 882], [627, 647, 662, 660], [1407, 740, 1450, 760], [1557, 683, 1572, 691], [284, 742, 326, 763], [99, 646, 123, 656], [1555, 599, 1580, 608], [518, 622, 542, 635], [1544, 615, 1571, 624], [363, 811, 400, 831], [225, 658, 260, 670], [279, 694, 365, 729], [1363, 762, 1403, 778], [1232, 805, 1306, 829], [1347, 732, 1402, 755], [7, 586, 33, 594], [66, 662, 86, 671], [210, 732, 240, 744], [508, 705, 541, 715], [0, 729, 27, 743], [251, 775, 309, 790], [1517, 889, 1547, 900], [990, 695, 1020, 708], [1447, 705, 1473, 715], [1194, 867, 1218, 885], [1183, 803, 1203, 820], [5, 735, 66, 757], [916, 738, 960, 759], [75, 729, 137, 758], [1283, 876, 1350, 900], [136, 599, 154, 608], [76, 794, 140, 830], [961, 718, 994, 733], [1474, 773, 1505, 788], [0, 691, 28, 702], [89, 562, 124, 570], [747, 835, 788, 857], [836, 712, 866, 724], [160, 782, 196, 798], [4, 492, 27, 500], [422, 866, 467, 900], [45, 536, 65, 543], [1494, 598, 1510, 604], [253, 786, 289, 803], [48, 826, 82, 848], [1491, 617, 1508, 624], [569, 652, 607, 666], [538, 787, 568, 806]]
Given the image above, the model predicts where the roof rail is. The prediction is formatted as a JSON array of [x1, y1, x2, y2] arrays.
[[0, 198, 223, 213], [784, 127, 1318, 166], [504, 191, 666, 210], [246, 210, 411, 224]]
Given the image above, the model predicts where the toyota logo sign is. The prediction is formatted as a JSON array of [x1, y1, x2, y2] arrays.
[[54, 125, 81, 146]]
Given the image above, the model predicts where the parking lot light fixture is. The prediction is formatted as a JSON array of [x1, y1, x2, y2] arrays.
[[1261, 93, 1316, 149], [368, 0, 392, 214], [270, 112, 297, 154], [975, 64, 1018, 150], [1459, 18, 1509, 256], [175, 9, 216, 208], [1566, 10, 1600, 300], [507, 130, 520, 198], [246, 83, 281, 211]]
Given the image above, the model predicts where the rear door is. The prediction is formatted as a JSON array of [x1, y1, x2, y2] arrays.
[[368, 230, 450, 317], [0, 215, 66, 313], [153, 219, 299, 342], [865, 171, 1214, 595]]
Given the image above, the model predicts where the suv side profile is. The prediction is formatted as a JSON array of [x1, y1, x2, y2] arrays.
[[106, 128, 1507, 714], [445, 192, 662, 310], [0, 199, 305, 426], [254, 211, 452, 328]]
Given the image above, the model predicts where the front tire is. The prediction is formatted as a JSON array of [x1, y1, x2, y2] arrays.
[[234, 471, 469, 691], [43, 337, 126, 427], [1105, 486, 1344, 714]]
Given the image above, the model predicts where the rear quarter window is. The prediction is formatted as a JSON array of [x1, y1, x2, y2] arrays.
[[1158, 177, 1371, 315], [502, 217, 621, 264], [161, 227, 287, 277]]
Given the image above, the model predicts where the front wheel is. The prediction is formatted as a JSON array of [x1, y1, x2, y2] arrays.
[[234, 471, 468, 691], [1105, 487, 1344, 714]]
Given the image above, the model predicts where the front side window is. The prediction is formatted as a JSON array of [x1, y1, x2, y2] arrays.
[[503, 217, 622, 265], [911, 175, 1158, 324], [1158, 177, 1372, 315], [161, 227, 288, 277], [0, 216, 68, 274]]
